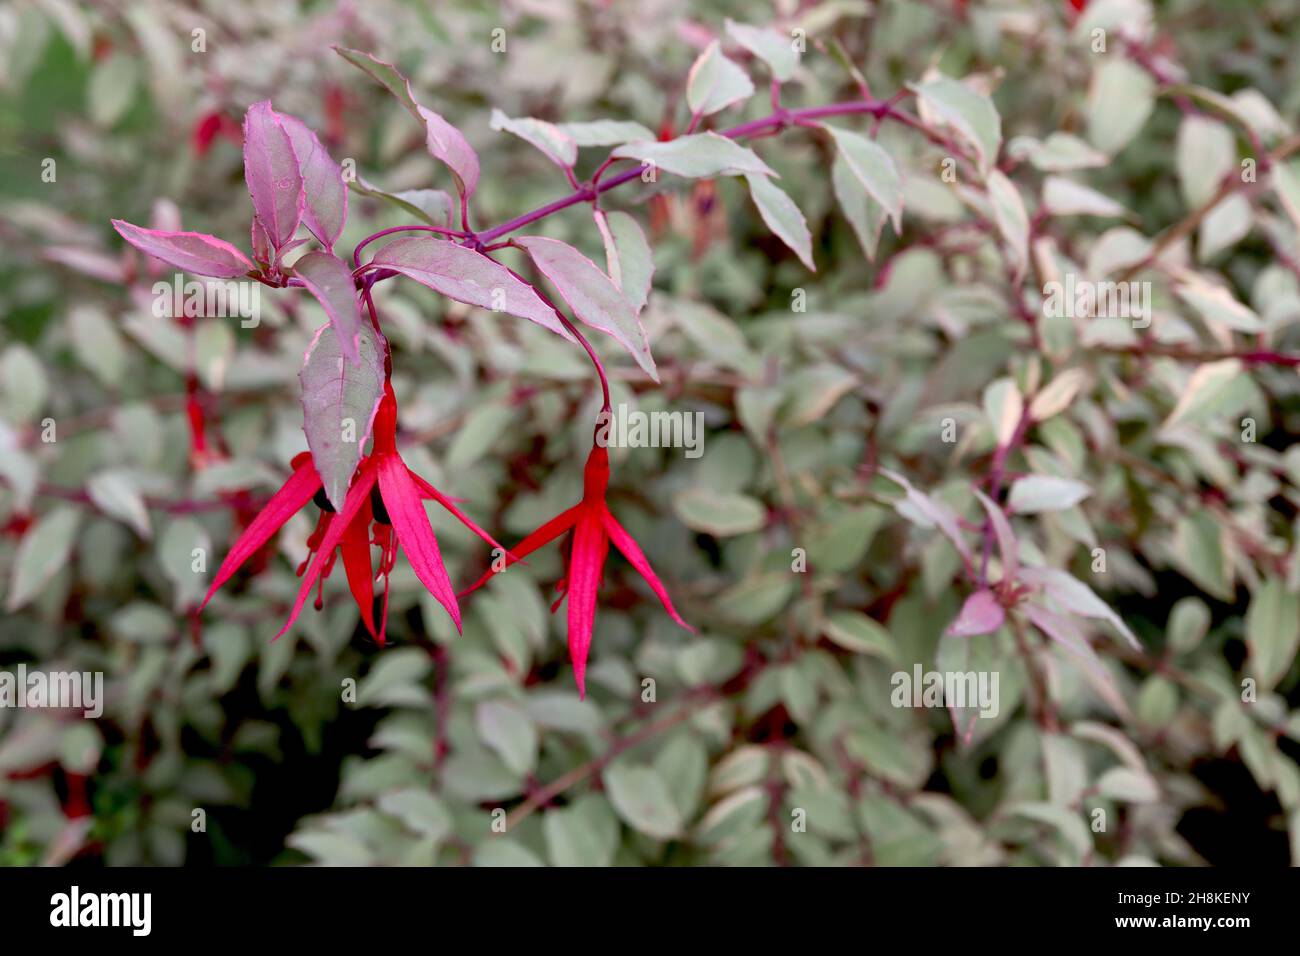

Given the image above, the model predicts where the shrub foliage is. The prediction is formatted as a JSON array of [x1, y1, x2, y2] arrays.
[[1, 0, 1299, 866]]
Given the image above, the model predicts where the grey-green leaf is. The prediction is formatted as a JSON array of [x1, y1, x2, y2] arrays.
[[555, 119, 656, 147], [594, 209, 655, 314], [823, 611, 896, 659], [824, 125, 903, 230], [910, 74, 1002, 174], [612, 133, 775, 179], [350, 177, 454, 228], [686, 40, 755, 117], [603, 763, 684, 839], [725, 19, 799, 82], [299, 319, 386, 511], [86, 469, 151, 539], [1086, 59, 1154, 155], [745, 174, 815, 271], [489, 109, 577, 168], [673, 487, 766, 536], [1246, 578, 1300, 691], [6, 507, 80, 611], [832, 152, 889, 260], [475, 700, 539, 777]]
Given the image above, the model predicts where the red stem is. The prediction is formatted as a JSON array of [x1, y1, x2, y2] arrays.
[[1102, 344, 1300, 368], [491, 249, 612, 412]]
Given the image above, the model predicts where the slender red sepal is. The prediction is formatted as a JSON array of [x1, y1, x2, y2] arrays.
[[565, 511, 608, 699], [601, 509, 693, 631], [199, 455, 320, 611], [276, 462, 377, 640], [377, 456, 461, 632], [339, 497, 376, 637]]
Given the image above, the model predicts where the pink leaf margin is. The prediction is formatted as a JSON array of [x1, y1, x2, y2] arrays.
[[111, 220, 253, 279], [242, 101, 305, 251]]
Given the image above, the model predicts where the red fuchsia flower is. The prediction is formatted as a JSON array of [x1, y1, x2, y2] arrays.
[[200, 383, 505, 644], [461, 443, 692, 697]]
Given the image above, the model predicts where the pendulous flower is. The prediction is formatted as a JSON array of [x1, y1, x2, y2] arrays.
[[200, 383, 504, 643], [461, 443, 692, 696]]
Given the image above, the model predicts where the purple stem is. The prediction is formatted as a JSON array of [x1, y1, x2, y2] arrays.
[[351, 223, 468, 271], [475, 98, 889, 244], [979, 409, 1031, 585]]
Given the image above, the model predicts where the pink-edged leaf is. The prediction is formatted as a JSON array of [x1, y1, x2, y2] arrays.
[[242, 100, 304, 250], [601, 509, 692, 631], [593, 209, 654, 314], [299, 319, 386, 511], [111, 220, 253, 278], [879, 468, 973, 566], [333, 48, 479, 198], [1019, 565, 1140, 650], [293, 251, 363, 366], [250, 217, 273, 268], [199, 457, 320, 611], [279, 237, 311, 260], [947, 589, 1005, 637], [610, 133, 775, 178], [376, 455, 461, 631], [514, 235, 659, 381], [972, 487, 1019, 583], [686, 40, 756, 117], [565, 512, 608, 698], [1023, 601, 1130, 718], [416, 108, 479, 200], [366, 235, 575, 343], [489, 109, 577, 168], [275, 111, 347, 250], [276, 464, 377, 640], [744, 173, 816, 271]]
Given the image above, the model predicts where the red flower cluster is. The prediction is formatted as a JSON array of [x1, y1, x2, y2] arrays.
[[200, 383, 504, 644], [201, 386, 691, 694], [460, 443, 692, 697]]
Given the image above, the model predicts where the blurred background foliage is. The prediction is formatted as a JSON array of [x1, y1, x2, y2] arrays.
[[1, 0, 1300, 866]]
